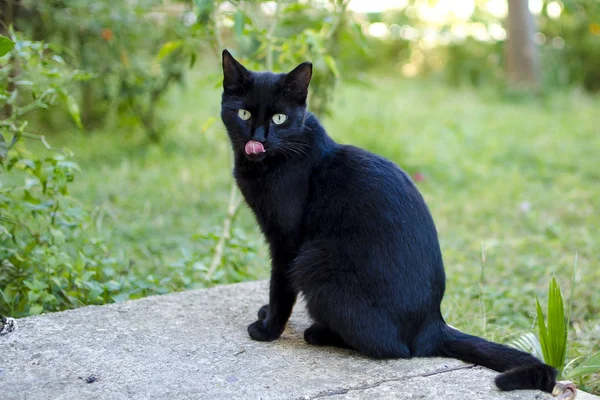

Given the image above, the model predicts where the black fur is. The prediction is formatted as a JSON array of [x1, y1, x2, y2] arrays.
[[220, 50, 557, 393]]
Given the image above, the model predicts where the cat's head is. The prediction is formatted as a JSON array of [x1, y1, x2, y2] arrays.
[[220, 49, 312, 162]]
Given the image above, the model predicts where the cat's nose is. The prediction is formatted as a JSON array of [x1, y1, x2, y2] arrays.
[[252, 126, 267, 143]]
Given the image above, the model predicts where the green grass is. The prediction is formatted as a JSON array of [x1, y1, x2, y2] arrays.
[[40, 74, 600, 392]]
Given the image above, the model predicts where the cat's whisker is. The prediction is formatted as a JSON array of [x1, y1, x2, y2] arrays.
[[277, 144, 308, 158]]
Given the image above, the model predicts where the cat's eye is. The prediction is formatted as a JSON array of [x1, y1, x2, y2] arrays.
[[238, 109, 251, 121], [272, 114, 287, 125]]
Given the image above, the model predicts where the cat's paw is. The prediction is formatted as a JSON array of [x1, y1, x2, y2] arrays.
[[304, 324, 350, 348], [304, 324, 332, 346], [257, 304, 269, 320], [247, 319, 280, 342]]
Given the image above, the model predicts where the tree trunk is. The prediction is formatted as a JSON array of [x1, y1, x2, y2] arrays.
[[0, 0, 14, 34], [506, 0, 540, 88], [0, 0, 33, 35]]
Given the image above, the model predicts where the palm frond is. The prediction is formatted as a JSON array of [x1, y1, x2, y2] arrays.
[[565, 351, 600, 379], [507, 332, 544, 361], [535, 276, 567, 373]]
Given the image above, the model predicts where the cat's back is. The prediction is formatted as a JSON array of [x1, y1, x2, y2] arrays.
[[311, 144, 420, 209], [297, 143, 445, 312], [305, 143, 438, 242]]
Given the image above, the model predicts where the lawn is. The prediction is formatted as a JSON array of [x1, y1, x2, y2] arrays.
[[44, 72, 600, 391]]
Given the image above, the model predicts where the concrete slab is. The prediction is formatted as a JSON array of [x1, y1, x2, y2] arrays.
[[0, 281, 595, 400]]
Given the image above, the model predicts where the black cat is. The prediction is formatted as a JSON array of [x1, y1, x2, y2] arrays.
[[220, 49, 557, 393]]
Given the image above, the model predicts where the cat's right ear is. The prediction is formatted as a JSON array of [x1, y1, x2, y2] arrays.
[[222, 50, 250, 93]]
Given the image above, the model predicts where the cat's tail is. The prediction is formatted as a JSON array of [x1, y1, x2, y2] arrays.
[[438, 324, 556, 393]]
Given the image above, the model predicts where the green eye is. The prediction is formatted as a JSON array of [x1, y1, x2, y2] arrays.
[[272, 114, 287, 125], [238, 109, 251, 120]]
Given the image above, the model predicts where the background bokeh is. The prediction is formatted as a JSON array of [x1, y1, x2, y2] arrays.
[[1, 0, 598, 392]]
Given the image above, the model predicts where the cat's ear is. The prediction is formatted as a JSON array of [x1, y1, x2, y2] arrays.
[[222, 49, 250, 93], [282, 62, 312, 103]]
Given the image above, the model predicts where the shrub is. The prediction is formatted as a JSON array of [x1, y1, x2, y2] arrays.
[[0, 31, 125, 316], [18, 0, 190, 139], [0, 31, 263, 317], [181, 0, 356, 117]]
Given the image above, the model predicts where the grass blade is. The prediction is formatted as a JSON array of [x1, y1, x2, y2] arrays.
[[566, 351, 600, 379], [566, 254, 577, 331], [565, 254, 577, 361], [546, 277, 567, 372], [536, 296, 551, 365]]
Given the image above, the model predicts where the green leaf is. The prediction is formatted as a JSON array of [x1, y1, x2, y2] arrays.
[[50, 228, 65, 245], [195, 0, 214, 16], [9, 131, 22, 149], [74, 252, 86, 272], [29, 304, 44, 315], [324, 55, 341, 79], [27, 291, 40, 303], [202, 116, 217, 133], [156, 40, 183, 61], [104, 280, 121, 292], [566, 351, 600, 379], [72, 70, 96, 82], [535, 277, 567, 373], [0, 133, 7, 159], [535, 296, 550, 364], [0, 35, 15, 57], [56, 160, 80, 170], [283, 3, 311, 13], [0, 224, 11, 240], [112, 293, 131, 303], [24, 190, 41, 204], [189, 52, 197, 68], [58, 91, 83, 129], [234, 11, 246, 37], [547, 277, 567, 370]]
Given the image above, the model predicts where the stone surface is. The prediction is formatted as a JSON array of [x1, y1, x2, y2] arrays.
[[0, 281, 596, 400]]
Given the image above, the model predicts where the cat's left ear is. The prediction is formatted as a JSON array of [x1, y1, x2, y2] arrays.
[[282, 62, 312, 103]]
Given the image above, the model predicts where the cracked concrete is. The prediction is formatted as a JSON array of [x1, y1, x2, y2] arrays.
[[0, 281, 596, 399], [302, 365, 478, 400]]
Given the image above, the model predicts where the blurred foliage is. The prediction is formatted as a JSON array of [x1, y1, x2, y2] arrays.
[[3, 0, 596, 139], [362, 0, 600, 92], [8, 0, 366, 133], [0, 0, 357, 316], [539, 0, 600, 91], [180, 0, 358, 116], [0, 32, 259, 317], [18, 0, 190, 140], [442, 40, 505, 87], [0, 31, 117, 316]]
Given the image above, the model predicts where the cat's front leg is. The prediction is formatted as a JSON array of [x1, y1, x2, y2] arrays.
[[248, 261, 297, 342], [257, 304, 269, 320]]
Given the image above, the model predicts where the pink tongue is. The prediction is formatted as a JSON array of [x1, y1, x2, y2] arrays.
[[245, 140, 265, 155]]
